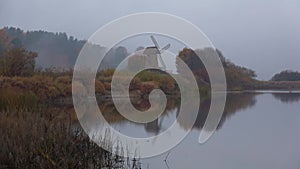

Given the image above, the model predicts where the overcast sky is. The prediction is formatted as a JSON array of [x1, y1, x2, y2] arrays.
[[1, 0, 300, 79]]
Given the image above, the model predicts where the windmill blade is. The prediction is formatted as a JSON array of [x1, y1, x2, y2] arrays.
[[150, 35, 160, 51], [160, 44, 171, 53], [150, 35, 167, 70], [157, 53, 167, 70]]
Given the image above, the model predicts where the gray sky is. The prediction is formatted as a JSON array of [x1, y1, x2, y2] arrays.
[[1, 0, 300, 79]]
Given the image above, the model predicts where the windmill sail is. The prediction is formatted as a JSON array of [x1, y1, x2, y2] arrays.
[[149, 35, 168, 70]]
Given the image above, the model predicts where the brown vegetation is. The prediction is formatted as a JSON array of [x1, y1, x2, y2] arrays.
[[0, 108, 141, 169], [0, 74, 107, 101]]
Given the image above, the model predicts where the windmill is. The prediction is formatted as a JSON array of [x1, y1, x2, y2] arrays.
[[143, 35, 171, 71]]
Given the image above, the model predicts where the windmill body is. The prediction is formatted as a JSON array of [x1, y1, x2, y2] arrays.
[[144, 35, 170, 71], [143, 47, 160, 68], [127, 35, 171, 72]]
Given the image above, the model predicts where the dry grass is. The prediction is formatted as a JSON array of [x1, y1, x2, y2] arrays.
[[0, 89, 38, 112], [0, 75, 106, 100], [0, 107, 141, 169]]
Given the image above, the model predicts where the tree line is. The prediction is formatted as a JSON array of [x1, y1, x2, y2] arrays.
[[1, 27, 299, 90]]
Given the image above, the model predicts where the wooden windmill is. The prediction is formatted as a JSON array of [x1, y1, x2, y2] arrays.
[[143, 35, 170, 70]]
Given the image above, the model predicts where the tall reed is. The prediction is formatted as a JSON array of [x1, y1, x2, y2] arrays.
[[0, 107, 141, 169]]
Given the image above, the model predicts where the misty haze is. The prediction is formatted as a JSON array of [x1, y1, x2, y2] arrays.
[[0, 1, 300, 169]]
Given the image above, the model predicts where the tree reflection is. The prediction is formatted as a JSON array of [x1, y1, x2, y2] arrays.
[[272, 93, 300, 103], [176, 93, 257, 131], [92, 93, 258, 134]]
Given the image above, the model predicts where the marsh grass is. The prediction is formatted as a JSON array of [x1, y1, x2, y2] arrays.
[[0, 107, 141, 169], [0, 89, 38, 112]]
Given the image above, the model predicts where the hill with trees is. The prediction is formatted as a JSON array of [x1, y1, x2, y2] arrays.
[[271, 70, 300, 81], [2, 27, 128, 69]]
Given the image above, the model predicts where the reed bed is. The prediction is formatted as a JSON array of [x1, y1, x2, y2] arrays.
[[0, 107, 141, 169]]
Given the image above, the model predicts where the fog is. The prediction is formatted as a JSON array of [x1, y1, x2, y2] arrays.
[[1, 0, 300, 79]]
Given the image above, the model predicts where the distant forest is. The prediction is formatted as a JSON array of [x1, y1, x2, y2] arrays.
[[0, 27, 267, 90], [1, 27, 128, 69]]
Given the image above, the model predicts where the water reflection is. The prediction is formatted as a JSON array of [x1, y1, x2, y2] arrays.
[[75, 93, 259, 135], [54, 92, 300, 168], [62, 92, 300, 137], [272, 93, 300, 103], [101, 97, 179, 135], [193, 92, 257, 130], [174, 93, 258, 132]]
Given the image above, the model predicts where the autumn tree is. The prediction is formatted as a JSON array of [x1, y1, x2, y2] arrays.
[[0, 29, 12, 54], [176, 48, 211, 86], [1, 28, 38, 76], [0, 48, 37, 77], [176, 47, 257, 90]]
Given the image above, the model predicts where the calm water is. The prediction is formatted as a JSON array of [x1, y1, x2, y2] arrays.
[[84, 92, 300, 169]]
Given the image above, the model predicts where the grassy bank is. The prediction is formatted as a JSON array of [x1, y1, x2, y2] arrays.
[[0, 69, 186, 102]]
